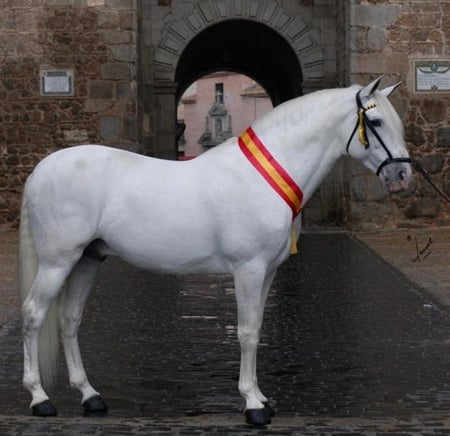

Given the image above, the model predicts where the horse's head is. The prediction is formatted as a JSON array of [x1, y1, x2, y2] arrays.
[[345, 77, 413, 193]]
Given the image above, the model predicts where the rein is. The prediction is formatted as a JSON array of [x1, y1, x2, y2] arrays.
[[346, 90, 450, 203]]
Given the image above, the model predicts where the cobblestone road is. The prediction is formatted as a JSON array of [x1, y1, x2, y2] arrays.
[[1, 231, 450, 434]]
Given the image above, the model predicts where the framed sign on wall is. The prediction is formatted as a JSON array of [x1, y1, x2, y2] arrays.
[[413, 60, 450, 93], [40, 69, 74, 97]]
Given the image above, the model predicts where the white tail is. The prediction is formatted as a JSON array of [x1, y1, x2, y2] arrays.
[[19, 188, 60, 390]]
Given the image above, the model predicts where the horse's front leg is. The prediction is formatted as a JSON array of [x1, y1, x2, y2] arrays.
[[234, 264, 277, 426], [60, 255, 108, 416]]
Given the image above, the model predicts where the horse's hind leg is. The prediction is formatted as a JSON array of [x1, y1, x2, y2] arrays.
[[60, 255, 108, 415], [22, 265, 70, 416]]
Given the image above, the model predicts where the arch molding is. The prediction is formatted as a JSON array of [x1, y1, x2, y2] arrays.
[[153, 0, 324, 86]]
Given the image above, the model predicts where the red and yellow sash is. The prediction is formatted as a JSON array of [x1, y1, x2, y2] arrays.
[[238, 127, 303, 254]]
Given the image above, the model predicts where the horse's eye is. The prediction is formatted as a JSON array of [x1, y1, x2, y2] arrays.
[[370, 119, 382, 127]]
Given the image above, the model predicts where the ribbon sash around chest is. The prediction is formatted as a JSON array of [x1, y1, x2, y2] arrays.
[[238, 127, 303, 254]]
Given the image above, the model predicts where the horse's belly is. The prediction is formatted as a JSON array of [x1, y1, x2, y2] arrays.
[[103, 235, 232, 275]]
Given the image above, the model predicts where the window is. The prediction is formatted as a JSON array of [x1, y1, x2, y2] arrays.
[[215, 118, 222, 135], [215, 83, 224, 104]]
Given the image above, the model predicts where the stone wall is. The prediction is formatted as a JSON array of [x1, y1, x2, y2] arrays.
[[346, 0, 450, 229], [1, 0, 449, 229], [0, 0, 137, 223]]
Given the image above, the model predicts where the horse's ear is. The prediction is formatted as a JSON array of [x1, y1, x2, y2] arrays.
[[359, 76, 384, 98], [379, 82, 401, 97]]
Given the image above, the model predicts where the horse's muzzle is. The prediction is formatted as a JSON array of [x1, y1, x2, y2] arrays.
[[378, 159, 413, 193]]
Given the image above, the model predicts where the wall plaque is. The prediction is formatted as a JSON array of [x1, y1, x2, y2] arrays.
[[40, 69, 74, 96], [414, 60, 450, 93]]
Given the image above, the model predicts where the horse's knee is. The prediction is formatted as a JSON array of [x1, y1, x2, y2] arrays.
[[237, 327, 260, 348]]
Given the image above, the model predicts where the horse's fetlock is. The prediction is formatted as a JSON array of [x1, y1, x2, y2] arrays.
[[239, 380, 257, 397], [23, 374, 40, 392], [69, 376, 87, 390]]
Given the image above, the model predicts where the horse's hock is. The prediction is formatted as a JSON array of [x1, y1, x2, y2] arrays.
[[1, 0, 449, 228]]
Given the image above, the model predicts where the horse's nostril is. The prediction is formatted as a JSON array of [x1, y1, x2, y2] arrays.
[[398, 170, 406, 181]]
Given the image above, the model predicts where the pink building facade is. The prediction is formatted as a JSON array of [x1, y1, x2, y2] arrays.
[[178, 73, 272, 158]]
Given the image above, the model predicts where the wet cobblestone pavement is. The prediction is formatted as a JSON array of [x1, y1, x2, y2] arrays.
[[1, 232, 450, 434]]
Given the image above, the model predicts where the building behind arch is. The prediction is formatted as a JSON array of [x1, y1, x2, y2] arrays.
[[178, 72, 272, 158]]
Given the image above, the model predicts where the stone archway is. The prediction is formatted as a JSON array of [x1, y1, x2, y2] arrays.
[[139, 0, 325, 159]]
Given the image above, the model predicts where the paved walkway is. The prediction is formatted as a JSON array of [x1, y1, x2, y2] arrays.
[[356, 227, 450, 307], [1, 227, 450, 435]]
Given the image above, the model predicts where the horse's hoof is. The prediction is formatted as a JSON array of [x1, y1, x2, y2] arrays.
[[32, 400, 58, 417], [83, 395, 108, 416], [245, 407, 271, 426], [263, 401, 275, 417]]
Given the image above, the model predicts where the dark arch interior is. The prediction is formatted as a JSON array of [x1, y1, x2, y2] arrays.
[[175, 20, 303, 106]]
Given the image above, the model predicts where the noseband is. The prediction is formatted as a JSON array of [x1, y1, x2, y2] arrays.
[[346, 90, 450, 203]]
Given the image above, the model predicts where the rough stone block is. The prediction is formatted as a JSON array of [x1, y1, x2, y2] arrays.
[[84, 100, 112, 113], [386, 53, 409, 73], [100, 62, 134, 80], [352, 4, 401, 27], [89, 80, 113, 99], [405, 198, 441, 219], [87, 0, 105, 6], [351, 201, 394, 228], [350, 178, 367, 201], [105, 0, 134, 10], [120, 12, 136, 31], [368, 28, 385, 51], [102, 30, 133, 44], [352, 53, 386, 74], [99, 117, 120, 142], [436, 127, 450, 148], [116, 81, 136, 99], [110, 45, 136, 62], [421, 99, 447, 124], [98, 11, 120, 28], [445, 179, 450, 197], [0, 195, 7, 209], [418, 154, 445, 174], [367, 178, 389, 201], [123, 114, 137, 140], [63, 129, 89, 144], [405, 123, 425, 147]]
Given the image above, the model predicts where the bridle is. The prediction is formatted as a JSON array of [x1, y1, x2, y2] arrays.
[[345, 90, 411, 176], [346, 90, 450, 203]]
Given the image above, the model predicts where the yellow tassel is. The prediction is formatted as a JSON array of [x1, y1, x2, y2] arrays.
[[358, 110, 368, 148], [290, 224, 298, 255]]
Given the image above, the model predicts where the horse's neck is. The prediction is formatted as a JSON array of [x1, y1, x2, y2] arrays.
[[253, 89, 352, 204]]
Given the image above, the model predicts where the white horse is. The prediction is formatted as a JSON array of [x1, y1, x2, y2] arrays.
[[19, 77, 413, 425]]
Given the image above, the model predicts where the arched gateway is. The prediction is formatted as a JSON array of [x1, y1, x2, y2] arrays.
[[139, 0, 328, 158], [138, 0, 342, 226]]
